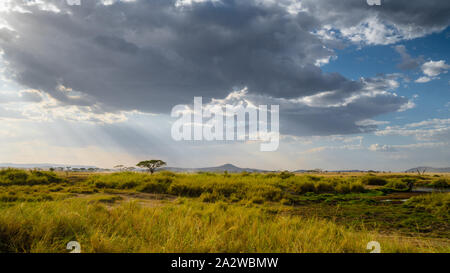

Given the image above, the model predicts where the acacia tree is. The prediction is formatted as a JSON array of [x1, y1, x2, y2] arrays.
[[137, 160, 167, 174], [416, 168, 427, 175], [114, 165, 125, 171]]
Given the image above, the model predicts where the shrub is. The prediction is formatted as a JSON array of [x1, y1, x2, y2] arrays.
[[298, 182, 315, 194], [306, 175, 321, 182], [384, 181, 409, 191], [279, 171, 294, 180], [336, 184, 351, 194], [168, 183, 203, 197], [0, 169, 63, 186], [264, 173, 278, 178], [118, 180, 139, 189], [137, 181, 168, 194], [405, 193, 449, 218], [315, 182, 335, 193], [431, 179, 449, 188], [401, 178, 417, 184], [93, 181, 109, 189], [362, 176, 387, 186], [350, 183, 365, 193], [200, 192, 222, 203], [255, 186, 282, 202]]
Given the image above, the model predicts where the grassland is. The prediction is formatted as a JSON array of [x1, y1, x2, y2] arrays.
[[0, 168, 448, 253]]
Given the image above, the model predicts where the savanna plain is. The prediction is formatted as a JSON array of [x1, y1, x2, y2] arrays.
[[0, 168, 448, 253]]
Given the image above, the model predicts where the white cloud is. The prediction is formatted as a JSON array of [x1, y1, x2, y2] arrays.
[[421, 60, 450, 77], [339, 17, 403, 46], [376, 118, 450, 142], [415, 76, 432, 83], [414, 60, 449, 83], [369, 142, 449, 153], [356, 119, 389, 126], [368, 143, 396, 152], [0, 90, 135, 124]]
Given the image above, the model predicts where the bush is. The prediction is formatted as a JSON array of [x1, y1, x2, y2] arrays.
[[255, 186, 282, 202], [168, 183, 203, 197], [336, 184, 351, 194], [350, 183, 365, 193], [0, 169, 63, 186], [431, 179, 449, 188], [118, 180, 140, 189], [315, 182, 334, 193], [362, 176, 387, 186], [384, 181, 409, 192], [279, 171, 294, 180], [298, 182, 316, 194], [405, 193, 449, 218], [306, 175, 321, 182], [137, 181, 169, 194], [264, 173, 278, 179], [200, 192, 222, 203]]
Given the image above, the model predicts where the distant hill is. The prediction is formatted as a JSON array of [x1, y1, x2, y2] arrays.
[[294, 169, 365, 173], [163, 164, 271, 173], [405, 167, 450, 173]]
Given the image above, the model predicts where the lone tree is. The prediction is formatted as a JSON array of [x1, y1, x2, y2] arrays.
[[114, 165, 124, 171], [416, 168, 427, 175], [137, 160, 167, 174]]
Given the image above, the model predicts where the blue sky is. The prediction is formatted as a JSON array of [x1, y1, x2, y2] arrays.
[[0, 0, 449, 171], [323, 29, 450, 124]]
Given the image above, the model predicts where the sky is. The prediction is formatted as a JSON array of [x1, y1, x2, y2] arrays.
[[0, 0, 449, 171]]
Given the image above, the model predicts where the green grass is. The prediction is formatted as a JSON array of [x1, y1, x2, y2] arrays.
[[85, 172, 368, 203], [0, 169, 64, 186], [0, 169, 448, 253], [0, 199, 447, 253], [405, 193, 449, 218]]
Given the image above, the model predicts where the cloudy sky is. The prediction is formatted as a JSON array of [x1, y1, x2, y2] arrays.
[[0, 0, 449, 171]]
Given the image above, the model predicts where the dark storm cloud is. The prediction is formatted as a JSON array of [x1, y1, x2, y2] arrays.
[[93, 35, 139, 55], [0, 0, 337, 112], [0, 0, 447, 136]]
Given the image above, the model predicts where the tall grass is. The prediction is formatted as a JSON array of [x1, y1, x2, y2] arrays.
[[0, 199, 445, 253], [0, 169, 63, 186], [404, 193, 449, 218], [85, 172, 367, 203]]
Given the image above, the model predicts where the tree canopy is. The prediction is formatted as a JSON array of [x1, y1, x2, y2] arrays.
[[136, 160, 167, 174]]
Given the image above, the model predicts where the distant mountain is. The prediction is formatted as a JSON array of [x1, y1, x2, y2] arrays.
[[294, 169, 366, 173], [405, 166, 450, 173], [163, 164, 271, 173], [293, 170, 311, 173], [0, 163, 98, 169]]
